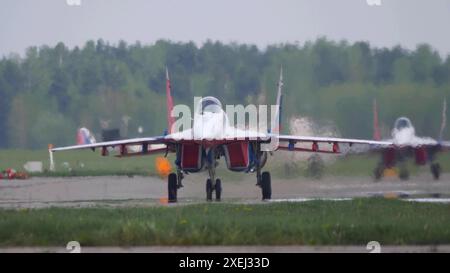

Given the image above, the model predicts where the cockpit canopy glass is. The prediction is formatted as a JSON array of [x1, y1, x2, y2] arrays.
[[197, 96, 223, 114], [394, 117, 412, 130]]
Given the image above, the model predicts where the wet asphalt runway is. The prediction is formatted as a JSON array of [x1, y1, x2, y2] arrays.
[[1, 173, 450, 208]]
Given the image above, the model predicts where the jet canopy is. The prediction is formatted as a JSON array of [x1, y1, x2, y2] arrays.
[[197, 96, 223, 114], [394, 117, 412, 130]]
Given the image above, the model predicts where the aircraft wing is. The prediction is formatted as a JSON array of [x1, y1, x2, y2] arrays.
[[275, 135, 450, 155], [439, 141, 450, 149], [277, 135, 392, 146], [51, 137, 166, 152], [275, 134, 393, 154], [51, 133, 394, 154]]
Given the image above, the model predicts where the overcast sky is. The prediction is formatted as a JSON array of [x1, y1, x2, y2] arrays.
[[1, 0, 450, 58]]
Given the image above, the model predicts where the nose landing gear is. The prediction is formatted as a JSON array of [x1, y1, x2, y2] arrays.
[[206, 178, 222, 201]]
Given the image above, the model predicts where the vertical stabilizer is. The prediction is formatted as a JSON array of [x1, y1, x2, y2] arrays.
[[439, 98, 447, 141], [166, 67, 175, 134], [271, 66, 284, 134], [77, 127, 96, 145], [373, 99, 381, 141]]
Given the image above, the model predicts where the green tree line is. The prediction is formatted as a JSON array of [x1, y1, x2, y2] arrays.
[[0, 38, 449, 149]]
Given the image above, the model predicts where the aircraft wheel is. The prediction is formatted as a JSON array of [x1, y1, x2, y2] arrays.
[[206, 179, 213, 201], [373, 165, 383, 182], [168, 173, 178, 203], [431, 163, 441, 180], [261, 172, 272, 200], [215, 179, 222, 201], [399, 167, 409, 181]]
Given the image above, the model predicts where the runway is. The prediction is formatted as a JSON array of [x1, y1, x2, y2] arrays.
[[1, 173, 449, 208]]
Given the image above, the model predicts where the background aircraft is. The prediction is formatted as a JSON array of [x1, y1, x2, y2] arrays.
[[76, 127, 96, 145], [371, 99, 450, 181], [51, 69, 392, 203]]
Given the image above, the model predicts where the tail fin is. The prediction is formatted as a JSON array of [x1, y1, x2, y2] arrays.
[[166, 67, 175, 134], [373, 99, 381, 141], [439, 98, 447, 141], [271, 66, 284, 134], [77, 127, 96, 145]]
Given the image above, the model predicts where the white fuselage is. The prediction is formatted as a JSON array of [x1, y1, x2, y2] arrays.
[[391, 117, 437, 147], [193, 111, 229, 140], [171, 96, 266, 141]]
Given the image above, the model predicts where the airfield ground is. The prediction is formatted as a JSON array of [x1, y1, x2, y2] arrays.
[[0, 173, 450, 251], [1, 149, 450, 252]]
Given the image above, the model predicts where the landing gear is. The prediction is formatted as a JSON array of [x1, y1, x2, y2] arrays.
[[254, 144, 271, 201], [206, 178, 222, 201], [167, 170, 184, 203], [431, 163, 441, 180], [177, 169, 184, 189], [373, 164, 384, 182], [399, 165, 410, 181], [204, 148, 222, 202], [215, 179, 222, 201], [260, 172, 272, 200], [168, 173, 178, 203], [206, 179, 213, 201]]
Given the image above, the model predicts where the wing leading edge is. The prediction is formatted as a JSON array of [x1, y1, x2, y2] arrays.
[[50, 137, 165, 152], [50, 133, 393, 155]]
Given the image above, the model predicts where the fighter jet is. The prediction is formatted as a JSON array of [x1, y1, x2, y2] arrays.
[[371, 99, 449, 181], [51, 68, 400, 202]]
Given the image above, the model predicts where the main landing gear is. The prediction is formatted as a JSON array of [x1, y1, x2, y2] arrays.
[[255, 146, 271, 200], [260, 171, 272, 200], [168, 171, 271, 202], [373, 162, 442, 182], [430, 162, 441, 180], [168, 173, 178, 203], [167, 146, 272, 202], [373, 163, 384, 182], [398, 164, 410, 181], [168, 170, 184, 203], [373, 164, 410, 182]]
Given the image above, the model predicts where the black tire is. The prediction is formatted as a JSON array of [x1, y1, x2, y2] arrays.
[[168, 173, 177, 203], [373, 165, 383, 182], [399, 167, 409, 181], [431, 163, 441, 180], [261, 172, 272, 200], [215, 179, 222, 201], [206, 179, 213, 201]]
